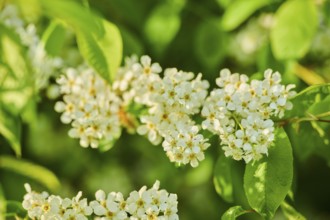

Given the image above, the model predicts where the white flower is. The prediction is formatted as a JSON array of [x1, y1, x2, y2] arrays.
[[202, 68, 295, 162], [56, 66, 122, 148]]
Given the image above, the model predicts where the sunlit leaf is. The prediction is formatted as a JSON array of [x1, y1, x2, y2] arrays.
[[0, 24, 33, 115], [221, 0, 270, 31], [293, 63, 326, 85], [39, 0, 103, 36], [244, 128, 293, 219], [41, 20, 66, 56], [214, 154, 234, 203], [0, 156, 60, 193], [270, 0, 317, 60], [77, 18, 123, 83], [281, 201, 306, 220], [221, 206, 249, 220]]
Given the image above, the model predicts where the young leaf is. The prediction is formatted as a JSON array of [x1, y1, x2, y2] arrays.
[[214, 154, 234, 203], [39, 0, 103, 36], [221, 0, 270, 31], [41, 20, 66, 56], [0, 107, 21, 157], [77, 18, 123, 83], [281, 201, 306, 220], [270, 0, 317, 60], [244, 128, 293, 220], [0, 156, 60, 193], [221, 206, 249, 220]]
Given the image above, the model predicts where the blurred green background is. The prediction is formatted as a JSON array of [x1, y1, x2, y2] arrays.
[[1, 0, 330, 219]]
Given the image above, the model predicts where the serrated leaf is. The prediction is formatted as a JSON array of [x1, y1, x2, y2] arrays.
[[0, 107, 21, 157], [285, 84, 330, 118], [281, 201, 306, 220], [77, 18, 122, 83], [270, 0, 317, 60], [0, 156, 60, 193], [221, 0, 270, 31], [41, 20, 66, 56], [221, 206, 249, 220], [39, 0, 103, 36], [244, 128, 293, 220], [194, 18, 228, 69], [214, 154, 234, 203]]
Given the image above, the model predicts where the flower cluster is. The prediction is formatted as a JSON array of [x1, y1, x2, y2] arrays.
[[116, 56, 210, 167], [22, 184, 92, 220], [22, 181, 179, 220], [201, 69, 296, 163], [0, 4, 62, 89], [55, 66, 122, 148]]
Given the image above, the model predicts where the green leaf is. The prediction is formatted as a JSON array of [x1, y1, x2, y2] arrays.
[[39, 0, 103, 36], [6, 201, 26, 218], [287, 122, 317, 161], [0, 24, 33, 115], [214, 154, 234, 203], [98, 138, 118, 152], [270, 0, 317, 60], [221, 0, 270, 31], [285, 84, 330, 118], [0, 107, 21, 157], [221, 206, 249, 220], [244, 128, 293, 220], [194, 18, 228, 69], [41, 20, 66, 56], [216, 0, 232, 8], [281, 201, 306, 220], [0, 184, 5, 220], [144, 2, 183, 54], [0, 156, 60, 193], [307, 94, 330, 116], [77, 18, 123, 83]]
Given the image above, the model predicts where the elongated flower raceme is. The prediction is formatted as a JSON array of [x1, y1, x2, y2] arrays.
[[22, 181, 179, 220], [116, 56, 211, 167], [201, 69, 296, 163], [56, 55, 210, 167], [55, 66, 122, 148]]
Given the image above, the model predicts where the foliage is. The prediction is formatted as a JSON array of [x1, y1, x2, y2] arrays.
[[0, 0, 330, 219]]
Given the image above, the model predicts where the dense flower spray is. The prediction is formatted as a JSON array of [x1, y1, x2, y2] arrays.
[[22, 181, 179, 220], [201, 69, 296, 162], [56, 54, 295, 165]]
